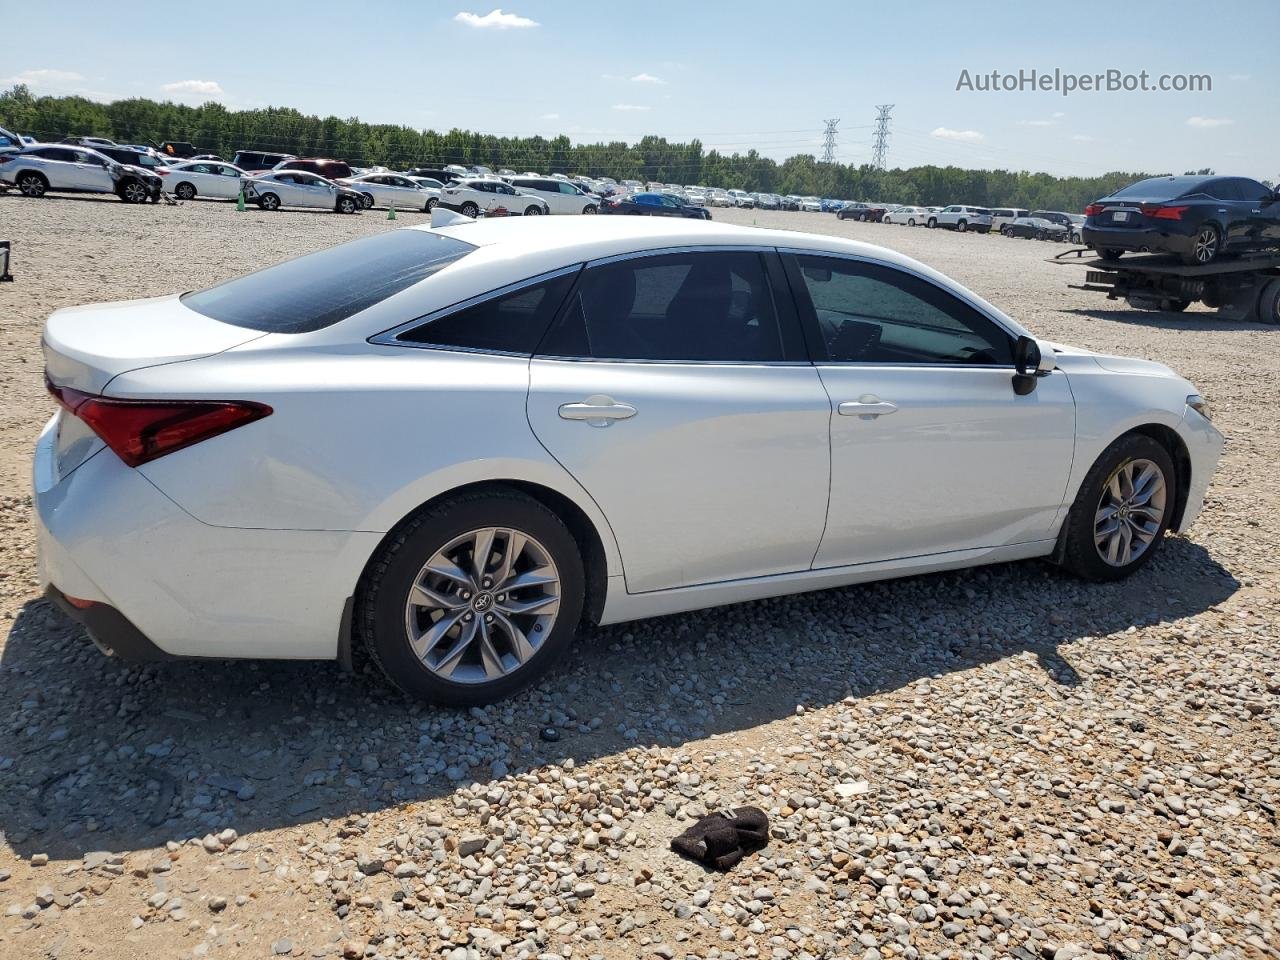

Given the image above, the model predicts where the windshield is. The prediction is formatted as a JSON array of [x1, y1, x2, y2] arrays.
[[182, 231, 474, 333], [1109, 176, 1205, 200]]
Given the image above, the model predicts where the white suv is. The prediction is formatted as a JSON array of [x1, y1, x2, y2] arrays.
[[0, 144, 158, 203], [507, 176, 599, 215], [439, 178, 551, 218], [927, 205, 994, 233]]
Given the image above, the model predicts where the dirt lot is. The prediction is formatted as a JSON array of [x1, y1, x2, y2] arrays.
[[0, 195, 1276, 960]]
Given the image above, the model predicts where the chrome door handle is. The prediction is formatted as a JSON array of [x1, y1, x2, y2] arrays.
[[838, 397, 899, 419], [558, 395, 638, 427]]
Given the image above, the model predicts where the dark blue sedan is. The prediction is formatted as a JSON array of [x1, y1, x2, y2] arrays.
[[601, 192, 712, 219]]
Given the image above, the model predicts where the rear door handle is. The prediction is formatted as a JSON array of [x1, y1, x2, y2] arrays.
[[558, 395, 638, 427], [838, 397, 899, 419]]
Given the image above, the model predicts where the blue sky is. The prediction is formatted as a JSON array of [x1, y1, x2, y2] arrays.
[[4, 0, 1275, 180]]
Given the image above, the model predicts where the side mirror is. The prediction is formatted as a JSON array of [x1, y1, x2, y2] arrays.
[[1012, 335, 1054, 395]]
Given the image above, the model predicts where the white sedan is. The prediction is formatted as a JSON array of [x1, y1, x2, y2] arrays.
[[883, 205, 931, 226], [438, 178, 550, 218], [164, 161, 248, 201], [242, 171, 362, 213], [342, 172, 436, 211], [36, 217, 1223, 705]]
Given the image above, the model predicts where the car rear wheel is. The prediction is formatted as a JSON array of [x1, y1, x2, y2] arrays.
[[460, 201, 479, 218], [357, 490, 585, 705], [907, 218, 916, 226], [174, 182, 196, 201], [1098, 248, 1124, 262], [1183, 225, 1221, 266], [1257, 278, 1280, 326], [16, 172, 47, 197], [258, 192, 280, 211], [1059, 434, 1175, 582], [957, 219, 968, 232]]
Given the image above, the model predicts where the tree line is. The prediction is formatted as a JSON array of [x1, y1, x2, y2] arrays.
[[0, 84, 1183, 211]]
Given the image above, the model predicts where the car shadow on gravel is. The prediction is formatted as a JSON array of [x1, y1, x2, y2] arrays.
[[0, 536, 1237, 861], [1059, 307, 1272, 331]]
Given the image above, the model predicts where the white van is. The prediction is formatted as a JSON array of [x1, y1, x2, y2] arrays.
[[507, 176, 599, 215]]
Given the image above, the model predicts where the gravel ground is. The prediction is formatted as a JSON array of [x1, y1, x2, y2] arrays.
[[0, 194, 1277, 960]]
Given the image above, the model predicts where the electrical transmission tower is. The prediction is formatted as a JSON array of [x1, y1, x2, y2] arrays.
[[821, 118, 839, 164], [871, 104, 894, 169]]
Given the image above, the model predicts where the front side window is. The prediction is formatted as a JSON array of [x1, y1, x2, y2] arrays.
[[540, 251, 785, 363], [182, 231, 474, 333], [791, 255, 1013, 366], [398, 271, 577, 354]]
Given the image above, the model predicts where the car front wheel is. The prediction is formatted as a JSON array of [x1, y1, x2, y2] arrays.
[[337, 196, 358, 214], [926, 218, 936, 229], [1098, 248, 1124, 262], [258, 192, 280, 211], [357, 490, 585, 705], [119, 180, 149, 203], [460, 201, 479, 218], [1059, 434, 1176, 581]]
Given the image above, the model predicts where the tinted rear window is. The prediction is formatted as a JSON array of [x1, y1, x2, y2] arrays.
[[1110, 177, 1206, 200], [181, 231, 474, 333]]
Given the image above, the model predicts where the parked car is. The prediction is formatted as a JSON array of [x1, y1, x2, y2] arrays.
[[991, 208, 1030, 233], [341, 173, 437, 211], [753, 193, 780, 210], [837, 202, 886, 222], [407, 167, 465, 185], [780, 195, 802, 212], [1066, 214, 1085, 244], [231, 150, 296, 173], [706, 189, 733, 207], [1083, 175, 1280, 265], [799, 196, 822, 212], [0, 144, 161, 203], [92, 144, 171, 174], [0, 124, 25, 155], [507, 176, 599, 215], [158, 141, 202, 160], [601, 192, 712, 219], [272, 157, 355, 181], [1004, 216, 1069, 240], [164, 161, 248, 201], [36, 218, 1223, 704], [927, 205, 993, 232], [882, 205, 931, 226], [60, 136, 117, 149], [242, 171, 363, 213], [727, 189, 755, 208], [819, 198, 845, 213], [439, 178, 551, 218], [1030, 210, 1076, 233]]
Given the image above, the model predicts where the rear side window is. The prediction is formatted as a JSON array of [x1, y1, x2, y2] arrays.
[[397, 271, 578, 355], [540, 251, 785, 362], [182, 231, 474, 333]]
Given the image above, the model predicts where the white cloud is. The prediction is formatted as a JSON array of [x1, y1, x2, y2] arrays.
[[454, 8, 539, 28], [1228, 73, 1250, 81], [540, 113, 560, 120], [630, 73, 666, 85], [931, 126, 984, 143], [1053, 111, 1065, 118], [1070, 134, 1096, 142], [161, 79, 224, 98], [7, 68, 84, 88], [1186, 116, 1233, 128], [1020, 119, 1056, 127], [612, 103, 650, 112]]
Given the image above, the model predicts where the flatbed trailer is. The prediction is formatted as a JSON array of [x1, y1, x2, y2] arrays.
[[1049, 248, 1280, 324]]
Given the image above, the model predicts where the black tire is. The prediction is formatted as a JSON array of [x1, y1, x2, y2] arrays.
[[16, 171, 47, 197], [258, 192, 280, 211], [460, 201, 479, 218], [356, 489, 585, 705], [1071, 231, 1083, 244], [583, 204, 597, 215], [524, 205, 543, 216], [957, 219, 968, 233], [977, 226, 990, 234], [360, 192, 375, 209], [118, 179, 149, 204], [926, 217, 937, 229], [1181, 224, 1222, 266], [999, 225, 1009, 235], [337, 196, 358, 214], [1257, 278, 1280, 326], [174, 181, 197, 201], [1036, 229, 1047, 241], [426, 197, 438, 211], [1160, 298, 1191, 313], [857, 213, 867, 222], [1098, 248, 1124, 262], [907, 218, 916, 227], [1059, 433, 1177, 582]]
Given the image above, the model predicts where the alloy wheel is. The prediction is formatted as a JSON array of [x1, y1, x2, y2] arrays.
[[123, 182, 148, 203], [1094, 458, 1167, 567], [1193, 227, 1219, 264], [403, 527, 561, 684], [18, 175, 45, 197]]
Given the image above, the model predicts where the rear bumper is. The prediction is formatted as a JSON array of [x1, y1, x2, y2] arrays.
[[34, 416, 378, 661], [1082, 224, 1196, 255]]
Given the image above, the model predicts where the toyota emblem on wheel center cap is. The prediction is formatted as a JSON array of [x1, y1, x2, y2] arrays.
[[472, 593, 494, 612]]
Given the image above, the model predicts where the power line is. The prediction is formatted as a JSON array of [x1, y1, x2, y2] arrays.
[[872, 105, 894, 170], [821, 118, 839, 164]]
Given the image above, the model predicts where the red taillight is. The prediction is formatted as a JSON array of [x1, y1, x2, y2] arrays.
[[47, 379, 270, 468], [1139, 203, 1188, 220], [1084, 203, 1105, 217]]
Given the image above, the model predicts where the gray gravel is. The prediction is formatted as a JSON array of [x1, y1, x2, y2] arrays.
[[0, 196, 1277, 959]]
